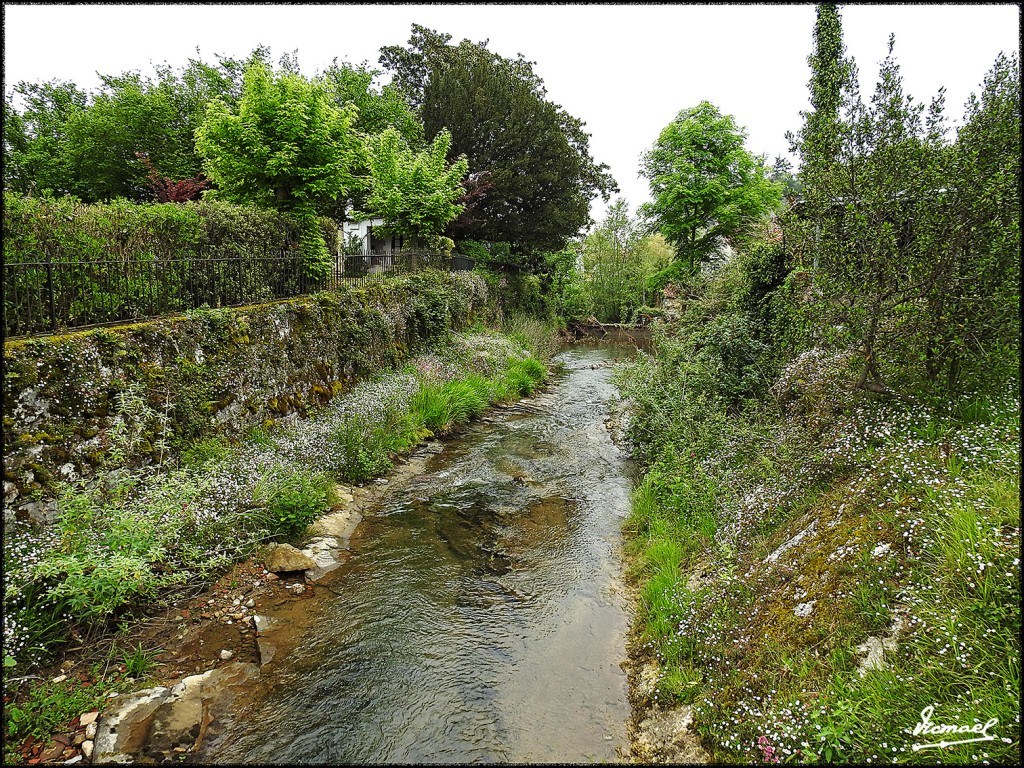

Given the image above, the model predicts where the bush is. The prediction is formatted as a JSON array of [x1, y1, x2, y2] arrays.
[[3, 194, 338, 332], [262, 470, 333, 536]]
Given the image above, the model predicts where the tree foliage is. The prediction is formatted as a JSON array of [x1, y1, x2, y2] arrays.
[[2, 48, 271, 202], [358, 127, 468, 246], [787, 6, 1020, 393], [581, 199, 673, 323], [195, 61, 361, 214], [379, 25, 617, 263], [3, 80, 88, 196], [640, 101, 781, 274]]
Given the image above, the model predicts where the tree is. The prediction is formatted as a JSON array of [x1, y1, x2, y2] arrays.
[[3, 80, 88, 196], [60, 72, 201, 201], [195, 61, 361, 213], [640, 101, 781, 274], [195, 61, 362, 274], [786, 4, 1020, 393], [581, 199, 672, 322], [2, 48, 269, 202], [322, 60, 423, 147], [358, 127, 468, 248], [789, 3, 851, 184], [379, 25, 617, 263], [320, 59, 425, 218]]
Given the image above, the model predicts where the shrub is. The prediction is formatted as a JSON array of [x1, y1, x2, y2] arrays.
[[262, 470, 333, 536]]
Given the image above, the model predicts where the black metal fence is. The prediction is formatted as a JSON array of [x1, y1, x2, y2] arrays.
[[3, 249, 474, 338]]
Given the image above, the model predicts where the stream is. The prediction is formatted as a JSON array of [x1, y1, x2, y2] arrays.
[[204, 342, 639, 764]]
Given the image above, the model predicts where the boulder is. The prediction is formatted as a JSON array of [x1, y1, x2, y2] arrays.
[[263, 544, 315, 573]]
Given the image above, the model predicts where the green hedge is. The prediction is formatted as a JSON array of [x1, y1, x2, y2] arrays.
[[2, 194, 336, 264]]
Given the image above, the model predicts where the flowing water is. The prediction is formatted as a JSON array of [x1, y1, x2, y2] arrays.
[[205, 343, 638, 764]]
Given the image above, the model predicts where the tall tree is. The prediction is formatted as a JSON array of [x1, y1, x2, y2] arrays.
[[322, 60, 423, 147], [786, 4, 1020, 392], [640, 101, 781, 274], [195, 61, 362, 274], [358, 127, 468, 248], [379, 25, 617, 263], [2, 47, 270, 202], [789, 3, 850, 183], [3, 80, 88, 196], [195, 61, 361, 214]]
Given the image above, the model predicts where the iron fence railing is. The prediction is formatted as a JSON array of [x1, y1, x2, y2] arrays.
[[3, 249, 474, 338]]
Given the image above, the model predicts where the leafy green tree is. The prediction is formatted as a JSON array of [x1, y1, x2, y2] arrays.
[[787, 4, 1020, 393], [3, 48, 270, 202], [640, 101, 781, 275], [3, 80, 88, 196], [546, 245, 592, 323], [581, 199, 671, 322], [927, 52, 1020, 386], [196, 61, 361, 213], [789, 3, 851, 185], [322, 60, 423, 146], [379, 25, 617, 263], [358, 127, 468, 248], [60, 72, 202, 201], [320, 59, 425, 218], [195, 61, 361, 274]]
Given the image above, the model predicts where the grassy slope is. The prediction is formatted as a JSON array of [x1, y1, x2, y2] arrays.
[[622, 365, 1020, 763]]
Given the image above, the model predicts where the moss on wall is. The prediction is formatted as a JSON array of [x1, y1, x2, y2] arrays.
[[3, 270, 489, 519]]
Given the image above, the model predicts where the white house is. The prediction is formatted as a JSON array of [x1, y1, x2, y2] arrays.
[[341, 217, 406, 256]]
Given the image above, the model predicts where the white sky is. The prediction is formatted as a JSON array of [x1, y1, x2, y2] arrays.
[[3, 3, 1020, 227]]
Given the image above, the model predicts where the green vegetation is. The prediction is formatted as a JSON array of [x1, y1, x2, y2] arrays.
[[578, 199, 673, 323], [640, 101, 782, 275], [357, 127, 468, 250], [618, 5, 1019, 764], [195, 60, 362, 276], [380, 24, 617, 264]]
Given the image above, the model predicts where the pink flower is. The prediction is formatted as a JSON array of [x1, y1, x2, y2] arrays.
[[757, 735, 780, 764]]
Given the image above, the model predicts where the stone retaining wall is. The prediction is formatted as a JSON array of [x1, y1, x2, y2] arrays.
[[3, 271, 489, 521]]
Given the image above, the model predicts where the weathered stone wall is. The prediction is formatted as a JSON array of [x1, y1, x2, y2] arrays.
[[3, 271, 489, 520]]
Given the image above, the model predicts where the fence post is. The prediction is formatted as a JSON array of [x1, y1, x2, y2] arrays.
[[45, 247, 57, 331]]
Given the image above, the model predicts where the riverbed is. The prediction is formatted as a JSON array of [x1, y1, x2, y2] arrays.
[[202, 343, 639, 763]]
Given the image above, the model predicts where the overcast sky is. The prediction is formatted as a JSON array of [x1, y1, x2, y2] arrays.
[[3, 3, 1020, 226]]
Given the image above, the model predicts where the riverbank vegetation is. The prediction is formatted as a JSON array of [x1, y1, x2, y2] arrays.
[[618, 5, 1019, 764]]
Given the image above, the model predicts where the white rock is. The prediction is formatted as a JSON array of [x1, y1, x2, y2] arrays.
[[81, 740, 94, 759], [219, 649, 234, 661], [871, 543, 891, 558], [85, 721, 98, 739], [80, 710, 100, 727], [245, 598, 255, 609], [64, 756, 83, 764]]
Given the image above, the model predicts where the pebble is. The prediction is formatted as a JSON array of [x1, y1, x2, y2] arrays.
[[79, 712, 99, 728], [64, 756, 82, 765], [81, 741, 94, 760], [85, 722, 97, 740], [219, 649, 234, 661], [245, 598, 255, 608]]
